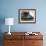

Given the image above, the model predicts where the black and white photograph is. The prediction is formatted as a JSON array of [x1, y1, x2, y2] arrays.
[[19, 9, 36, 23]]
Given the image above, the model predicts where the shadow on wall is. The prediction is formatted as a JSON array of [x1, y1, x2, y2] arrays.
[[0, 16, 5, 46]]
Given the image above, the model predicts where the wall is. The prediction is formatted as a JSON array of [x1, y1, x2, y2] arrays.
[[0, 0, 46, 46], [0, 0, 46, 32]]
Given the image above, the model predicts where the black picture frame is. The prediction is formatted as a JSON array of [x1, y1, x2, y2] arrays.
[[18, 9, 36, 23]]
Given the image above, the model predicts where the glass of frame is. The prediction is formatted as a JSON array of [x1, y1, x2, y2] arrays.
[[18, 9, 36, 23]]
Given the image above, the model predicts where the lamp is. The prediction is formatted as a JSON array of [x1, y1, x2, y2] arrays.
[[5, 18, 14, 35]]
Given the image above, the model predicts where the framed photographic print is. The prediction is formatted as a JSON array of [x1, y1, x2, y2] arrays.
[[18, 9, 36, 23]]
